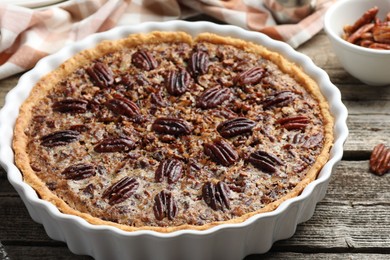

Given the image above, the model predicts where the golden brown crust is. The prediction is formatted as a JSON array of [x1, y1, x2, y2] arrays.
[[13, 31, 334, 232]]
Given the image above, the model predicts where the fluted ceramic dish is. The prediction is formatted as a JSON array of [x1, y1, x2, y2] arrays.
[[0, 21, 348, 260]]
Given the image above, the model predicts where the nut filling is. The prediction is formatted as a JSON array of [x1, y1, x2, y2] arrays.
[[14, 32, 333, 231]]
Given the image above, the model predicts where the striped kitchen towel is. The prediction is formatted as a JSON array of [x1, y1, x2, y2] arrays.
[[0, 0, 334, 79]]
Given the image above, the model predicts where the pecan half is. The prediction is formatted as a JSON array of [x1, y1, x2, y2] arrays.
[[276, 115, 309, 130], [248, 150, 284, 173], [153, 190, 178, 221], [102, 177, 139, 205], [151, 117, 193, 136], [347, 23, 375, 44], [105, 95, 141, 120], [155, 158, 183, 184], [368, 42, 390, 50], [132, 50, 158, 71], [202, 181, 230, 211], [61, 163, 95, 180], [217, 117, 256, 138], [373, 25, 390, 44], [41, 130, 80, 147], [196, 87, 231, 109], [302, 133, 323, 149], [188, 50, 209, 77], [262, 91, 295, 110], [86, 62, 114, 88], [204, 139, 239, 166], [344, 6, 379, 35], [234, 67, 266, 86], [166, 69, 191, 96], [52, 99, 88, 114], [94, 137, 136, 153], [370, 143, 390, 175]]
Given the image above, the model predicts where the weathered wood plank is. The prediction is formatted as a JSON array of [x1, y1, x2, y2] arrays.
[[344, 114, 390, 155], [250, 253, 390, 259], [2, 245, 92, 260], [3, 245, 390, 260], [0, 197, 51, 242]]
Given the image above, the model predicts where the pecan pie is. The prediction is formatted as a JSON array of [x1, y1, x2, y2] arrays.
[[13, 31, 334, 232]]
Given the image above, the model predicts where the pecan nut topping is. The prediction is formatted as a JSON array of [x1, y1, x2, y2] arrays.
[[105, 95, 141, 120], [370, 143, 390, 175], [132, 50, 158, 71], [52, 99, 88, 114], [94, 137, 136, 153], [234, 67, 266, 86], [155, 158, 183, 184], [41, 130, 80, 147], [217, 117, 256, 138], [151, 117, 193, 136], [188, 50, 209, 77], [248, 150, 284, 174], [276, 115, 310, 131], [166, 69, 192, 96], [102, 177, 139, 205], [86, 62, 114, 88], [196, 87, 232, 109], [204, 139, 239, 166], [302, 133, 323, 149], [61, 163, 96, 180], [202, 181, 230, 211], [262, 91, 295, 110], [153, 190, 178, 221]]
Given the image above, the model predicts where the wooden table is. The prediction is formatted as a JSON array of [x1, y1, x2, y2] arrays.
[[1, 26, 390, 260]]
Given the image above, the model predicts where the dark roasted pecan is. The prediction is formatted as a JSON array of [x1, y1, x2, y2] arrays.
[[204, 139, 239, 166], [188, 50, 209, 77], [102, 177, 139, 205], [248, 150, 284, 173], [369, 143, 390, 175], [61, 163, 95, 180], [132, 50, 158, 71], [94, 137, 135, 153], [155, 158, 183, 184], [150, 90, 167, 107], [52, 99, 88, 113], [234, 67, 266, 86], [69, 124, 90, 133], [262, 91, 295, 109], [276, 115, 309, 130], [302, 133, 323, 148], [217, 117, 256, 138], [153, 190, 178, 221], [82, 183, 95, 198], [165, 69, 191, 96], [105, 95, 141, 120], [86, 62, 114, 88], [202, 181, 230, 211], [41, 130, 80, 147], [373, 25, 390, 44], [151, 117, 193, 136], [196, 87, 231, 109]]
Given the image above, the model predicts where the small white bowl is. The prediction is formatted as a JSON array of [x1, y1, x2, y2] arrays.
[[324, 0, 390, 86]]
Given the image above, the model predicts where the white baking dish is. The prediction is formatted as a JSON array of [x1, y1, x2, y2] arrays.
[[0, 21, 348, 260]]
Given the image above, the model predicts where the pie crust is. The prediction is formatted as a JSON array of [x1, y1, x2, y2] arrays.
[[13, 31, 334, 232]]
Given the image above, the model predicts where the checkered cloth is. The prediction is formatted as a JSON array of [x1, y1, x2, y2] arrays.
[[0, 0, 334, 80]]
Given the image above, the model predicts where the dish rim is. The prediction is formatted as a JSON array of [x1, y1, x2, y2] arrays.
[[0, 20, 349, 238]]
